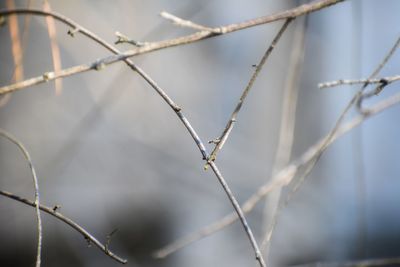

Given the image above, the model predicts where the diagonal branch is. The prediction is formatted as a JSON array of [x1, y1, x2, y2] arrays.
[[0, 189, 127, 264], [0, 7, 264, 266], [0, 0, 346, 95], [154, 87, 400, 259], [261, 14, 307, 258], [206, 18, 293, 167]]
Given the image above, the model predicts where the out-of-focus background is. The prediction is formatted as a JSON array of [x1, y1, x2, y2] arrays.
[[1, 0, 400, 266]]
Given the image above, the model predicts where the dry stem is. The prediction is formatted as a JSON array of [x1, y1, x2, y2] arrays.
[[0, 129, 42, 267], [0, 190, 127, 264], [0, 0, 345, 95]]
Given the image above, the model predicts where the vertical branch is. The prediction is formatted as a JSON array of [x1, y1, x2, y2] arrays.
[[0, 129, 42, 267], [43, 0, 63, 95], [261, 14, 308, 259], [282, 35, 400, 218], [5, 0, 23, 82], [351, 0, 367, 257], [1, 0, 32, 108]]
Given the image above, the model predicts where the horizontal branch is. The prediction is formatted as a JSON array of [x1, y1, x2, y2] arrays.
[[0, 189, 127, 264], [0, 0, 345, 95], [154, 90, 400, 258], [318, 74, 400, 89]]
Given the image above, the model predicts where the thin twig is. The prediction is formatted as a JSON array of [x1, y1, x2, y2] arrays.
[[206, 18, 293, 168], [160, 11, 219, 33], [0, 0, 32, 108], [286, 35, 400, 204], [279, 35, 400, 229], [154, 87, 400, 259], [0, 190, 127, 264], [0, 8, 264, 266], [0, 129, 42, 267], [105, 228, 119, 255], [0, 0, 345, 95], [318, 75, 400, 89], [208, 161, 266, 267], [261, 14, 307, 258], [114, 31, 147, 47]]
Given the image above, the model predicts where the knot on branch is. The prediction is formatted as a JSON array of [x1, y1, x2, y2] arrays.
[[114, 31, 146, 47], [67, 27, 80, 37], [43, 72, 54, 81]]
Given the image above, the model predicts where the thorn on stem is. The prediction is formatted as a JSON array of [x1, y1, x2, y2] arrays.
[[105, 228, 119, 254], [43, 72, 54, 81], [67, 27, 79, 37], [85, 236, 92, 247], [208, 138, 220, 144], [94, 62, 106, 71], [375, 78, 389, 95], [52, 204, 61, 212]]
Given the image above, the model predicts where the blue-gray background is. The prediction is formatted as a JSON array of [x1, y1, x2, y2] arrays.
[[0, 1, 399, 266]]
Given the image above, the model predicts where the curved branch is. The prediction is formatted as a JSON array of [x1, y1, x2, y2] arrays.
[[154, 89, 400, 258], [0, 129, 42, 267], [0, 7, 264, 265], [0, 190, 127, 264]]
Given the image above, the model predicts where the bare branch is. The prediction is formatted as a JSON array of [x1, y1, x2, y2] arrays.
[[0, 129, 42, 267], [0, 190, 127, 264], [206, 18, 293, 167], [154, 89, 400, 258], [208, 161, 266, 267], [261, 14, 308, 258], [160, 11, 219, 33], [318, 75, 400, 89], [0, 0, 345, 95], [0, 8, 264, 266], [114, 31, 147, 47]]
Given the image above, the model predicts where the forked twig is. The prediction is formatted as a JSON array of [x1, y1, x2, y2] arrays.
[[154, 86, 400, 258], [0, 7, 265, 266], [0, 2, 346, 266], [318, 75, 400, 89], [206, 18, 293, 167], [155, 35, 400, 256], [0, 129, 42, 267], [261, 35, 400, 254], [0, 190, 127, 264]]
